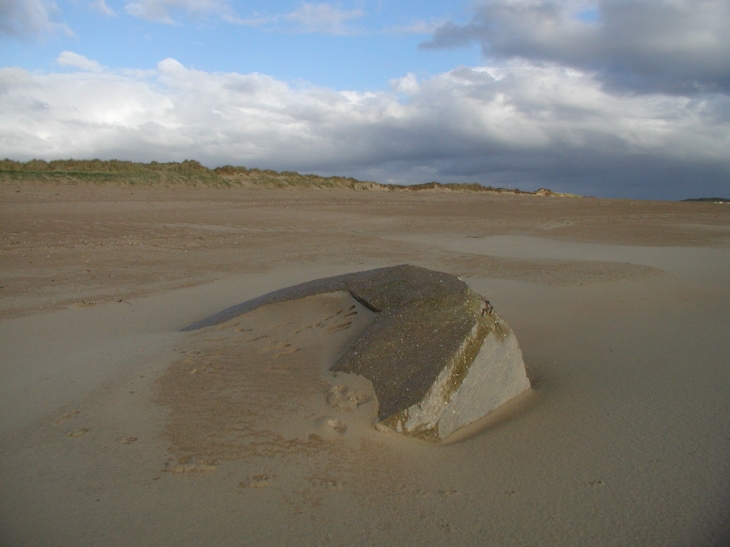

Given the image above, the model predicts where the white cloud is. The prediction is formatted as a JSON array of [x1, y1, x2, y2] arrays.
[[0, 59, 728, 198], [382, 18, 446, 35], [390, 73, 420, 94], [57, 51, 104, 72], [118, 0, 365, 34], [284, 2, 364, 34], [124, 0, 233, 23], [89, 0, 116, 17], [223, 2, 367, 34], [0, 0, 73, 38]]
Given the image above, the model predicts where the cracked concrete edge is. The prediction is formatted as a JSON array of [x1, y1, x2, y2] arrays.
[[376, 311, 530, 441]]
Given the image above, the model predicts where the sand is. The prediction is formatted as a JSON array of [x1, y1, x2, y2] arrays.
[[1, 184, 729, 546]]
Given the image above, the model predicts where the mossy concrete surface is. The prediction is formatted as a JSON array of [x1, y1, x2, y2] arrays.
[[183, 265, 530, 441]]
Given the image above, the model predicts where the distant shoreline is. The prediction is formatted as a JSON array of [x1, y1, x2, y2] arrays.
[[682, 197, 730, 203], [0, 158, 581, 198]]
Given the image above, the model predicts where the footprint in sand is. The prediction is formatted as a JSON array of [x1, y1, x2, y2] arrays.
[[259, 340, 293, 353], [239, 474, 276, 489], [292, 305, 359, 334], [121, 436, 138, 444], [311, 309, 345, 329], [315, 477, 342, 490], [54, 410, 80, 424], [189, 365, 223, 374], [327, 385, 371, 410], [67, 428, 90, 438], [165, 456, 217, 473], [273, 347, 300, 358], [323, 309, 344, 321], [324, 320, 352, 334], [326, 418, 347, 434], [314, 416, 348, 437]]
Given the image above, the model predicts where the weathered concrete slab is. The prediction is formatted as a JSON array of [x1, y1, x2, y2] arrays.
[[183, 265, 530, 441]]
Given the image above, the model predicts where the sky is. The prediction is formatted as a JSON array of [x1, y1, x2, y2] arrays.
[[1, 0, 729, 199]]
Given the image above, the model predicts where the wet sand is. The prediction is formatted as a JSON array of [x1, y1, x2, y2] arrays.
[[1, 184, 729, 546]]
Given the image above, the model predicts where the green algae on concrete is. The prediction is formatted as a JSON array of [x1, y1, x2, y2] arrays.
[[182, 265, 530, 441]]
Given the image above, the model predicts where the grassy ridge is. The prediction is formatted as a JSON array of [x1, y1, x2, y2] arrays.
[[1, 158, 209, 174], [0, 159, 379, 190], [0, 158, 579, 196]]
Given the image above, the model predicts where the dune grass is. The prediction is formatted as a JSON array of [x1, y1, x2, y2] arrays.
[[0, 159, 379, 190], [0, 158, 579, 196]]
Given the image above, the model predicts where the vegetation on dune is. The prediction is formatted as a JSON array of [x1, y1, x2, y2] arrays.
[[0, 158, 378, 190], [380, 180, 569, 196], [0, 158, 208, 174], [211, 164, 377, 190], [0, 158, 579, 196], [0, 158, 217, 187]]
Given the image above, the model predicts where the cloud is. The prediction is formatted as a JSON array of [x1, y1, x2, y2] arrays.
[[89, 0, 116, 17], [390, 73, 420, 94], [0, 0, 73, 38], [382, 18, 447, 35], [284, 2, 364, 34], [121, 0, 364, 33], [422, 0, 730, 95], [57, 51, 104, 72], [1, 58, 728, 199], [124, 0, 234, 23]]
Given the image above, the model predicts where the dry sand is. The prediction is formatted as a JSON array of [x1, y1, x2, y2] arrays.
[[1, 184, 729, 546]]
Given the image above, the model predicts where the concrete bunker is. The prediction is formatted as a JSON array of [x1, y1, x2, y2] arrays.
[[183, 265, 531, 441]]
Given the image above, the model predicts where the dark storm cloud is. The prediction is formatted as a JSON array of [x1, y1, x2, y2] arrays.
[[422, 0, 730, 95], [400, 0, 730, 198]]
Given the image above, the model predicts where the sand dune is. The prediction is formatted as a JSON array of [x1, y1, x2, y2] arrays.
[[1, 184, 729, 546]]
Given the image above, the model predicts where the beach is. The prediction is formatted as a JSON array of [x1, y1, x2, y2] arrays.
[[1, 183, 729, 546]]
